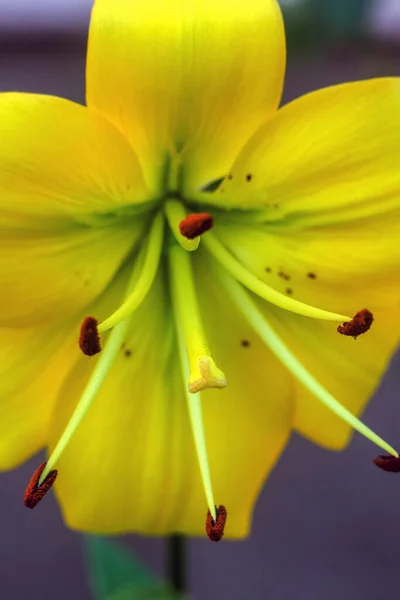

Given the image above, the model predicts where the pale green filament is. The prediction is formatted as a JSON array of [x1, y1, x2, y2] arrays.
[[40, 217, 164, 484], [172, 265, 217, 521], [40, 317, 130, 484], [164, 198, 200, 252], [98, 212, 164, 333], [203, 232, 352, 323], [168, 242, 227, 393], [221, 271, 398, 458]]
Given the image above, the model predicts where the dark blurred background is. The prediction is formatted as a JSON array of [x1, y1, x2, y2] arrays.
[[0, 1, 400, 598]]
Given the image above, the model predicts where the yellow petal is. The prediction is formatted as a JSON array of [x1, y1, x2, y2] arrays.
[[0, 321, 78, 469], [0, 93, 151, 326], [1, 220, 150, 328], [221, 78, 400, 212], [49, 263, 292, 537], [0, 270, 130, 469], [215, 222, 399, 449], [0, 93, 149, 228], [87, 0, 285, 192]]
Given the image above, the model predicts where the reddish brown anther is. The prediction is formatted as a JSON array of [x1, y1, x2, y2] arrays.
[[79, 316, 101, 356], [337, 309, 373, 338], [205, 505, 227, 542], [24, 462, 58, 509], [179, 213, 214, 240], [373, 454, 400, 472]]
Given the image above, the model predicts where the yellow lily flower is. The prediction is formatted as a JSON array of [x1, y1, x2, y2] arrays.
[[2, 0, 400, 540]]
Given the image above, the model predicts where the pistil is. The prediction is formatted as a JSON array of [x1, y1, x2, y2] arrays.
[[172, 275, 219, 525], [168, 242, 227, 393]]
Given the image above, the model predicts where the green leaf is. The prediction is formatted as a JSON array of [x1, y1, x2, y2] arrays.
[[83, 536, 186, 600]]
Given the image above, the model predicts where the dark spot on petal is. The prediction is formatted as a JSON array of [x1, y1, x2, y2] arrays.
[[246, 174, 252, 182], [124, 349, 132, 358], [307, 272, 317, 279], [278, 270, 291, 281], [241, 339, 251, 348], [227, 174, 233, 180], [265, 267, 271, 273], [285, 288, 293, 295]]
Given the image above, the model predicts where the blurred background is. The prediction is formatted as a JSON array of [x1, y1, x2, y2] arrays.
[[0, 1, 400, 599]]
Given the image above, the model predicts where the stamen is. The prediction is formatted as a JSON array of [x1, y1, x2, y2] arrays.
[[179, 213, 213, 240], [373, 455, 400, 472], [79, 316, 101, 356], [337, 309, 373, 338], [169, 242, 227, 393], [205, 505, 228, 542], [164, 199, 201, 251], [97, 212, 164, 333], [24, 462, 58, 509], [219, 269, 398, 458], [173, 290, 218, 523], [203, 233, 352, 323], [40, 219, 163, 484], [40, 317, 131, 485]]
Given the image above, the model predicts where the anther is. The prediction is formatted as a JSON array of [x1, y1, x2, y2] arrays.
[[337, 309, 373, 338], [79, 316, 101, 356], [179, 213, 214, 240], [205, 505, 227, 542], [24, 462, 58, 509], [373, 454, 400, 472]]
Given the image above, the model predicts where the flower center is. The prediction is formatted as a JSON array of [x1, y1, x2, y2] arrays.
[[32, 163, 397, 537]]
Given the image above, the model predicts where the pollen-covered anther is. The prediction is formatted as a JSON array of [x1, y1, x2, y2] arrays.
[[337, 308, 373, 338], [179, 213, 214, 240], [373, 454, 400, 472], [24, 462, 58, 509], [79, 316, 101, 356], [205, 505, 227, 542]]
